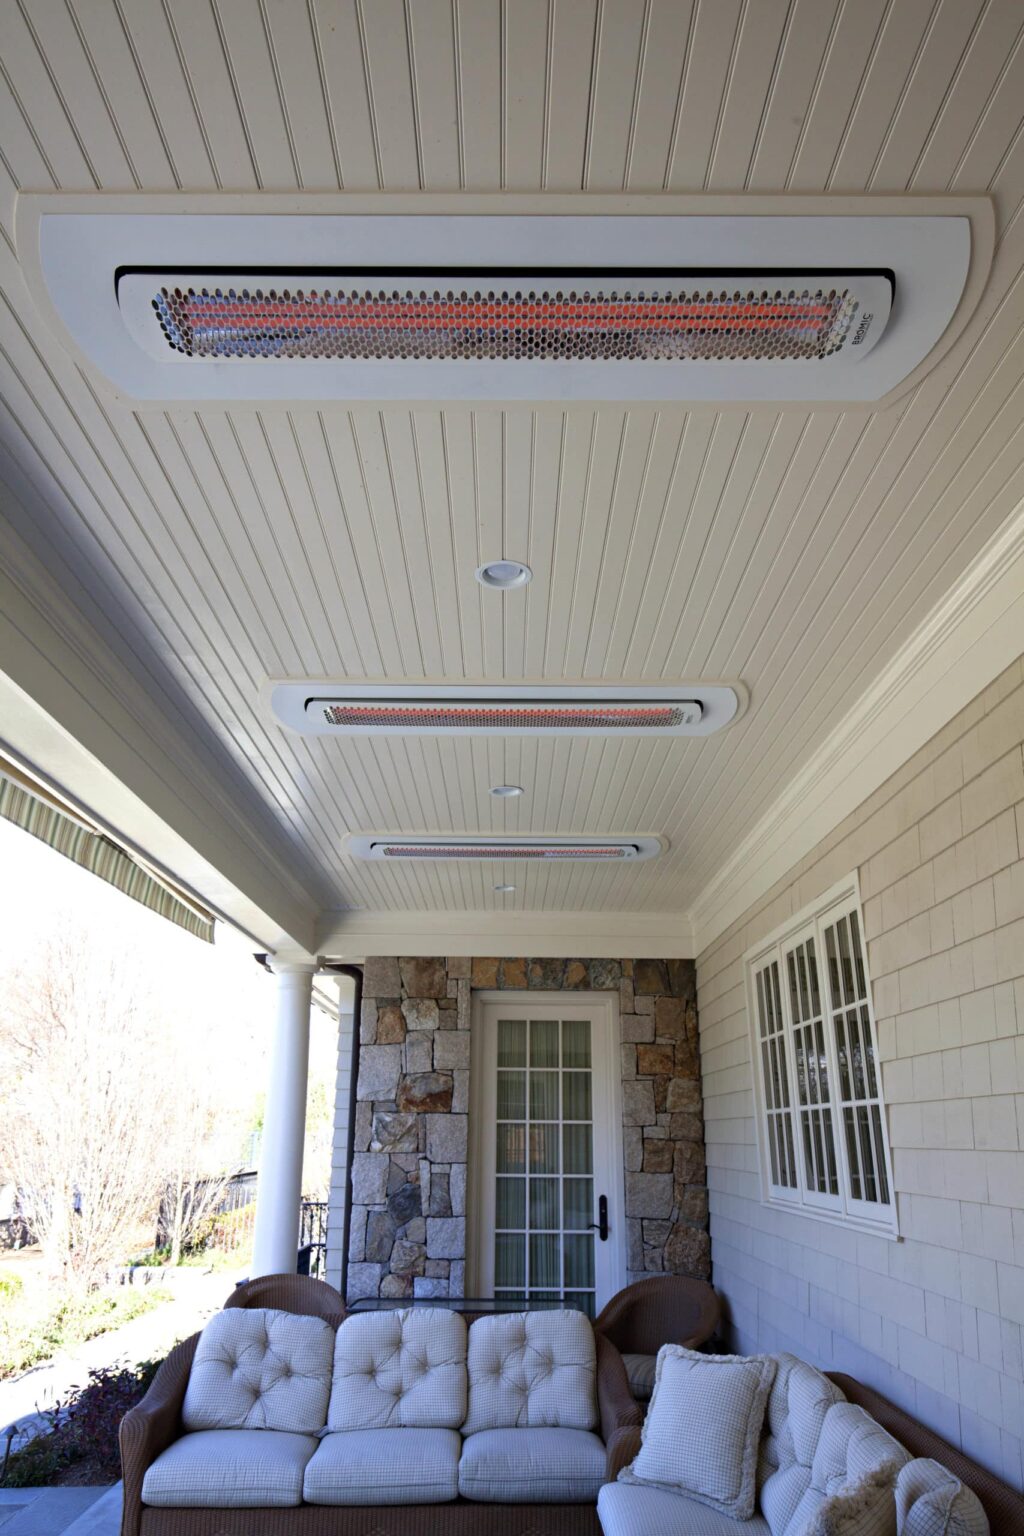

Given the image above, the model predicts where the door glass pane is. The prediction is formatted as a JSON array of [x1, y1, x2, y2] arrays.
[[496, 1124, 525, 1173], [529, 1178, 559, 1230], [497, 1071, 526, 1120], [498, 1019, 526, 1068], [564, 1292, 596, 1319], [530, 1071, 559, 1120], [564, 1177, 593, 1230], [563, 1123, 593, 1174], [530, 1234, 560, 1287], [564, 1233, 594, 1288], [530, 1018, 559, 1067], [529, 1123, 559, 1173], [495, 1233, 524, 1287], [563, 1071, 592, 1120], [562, 1019, 591, 1067], [495, 1177, 525, 1229]]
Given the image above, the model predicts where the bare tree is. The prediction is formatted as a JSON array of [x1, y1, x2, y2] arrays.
[[163, 1083, 237, 1266], [0, 931, 168, 1290]]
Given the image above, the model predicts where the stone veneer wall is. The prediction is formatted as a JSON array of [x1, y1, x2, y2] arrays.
[[345, 954, 708, 1302]]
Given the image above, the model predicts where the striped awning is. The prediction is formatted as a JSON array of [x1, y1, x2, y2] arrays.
[[0, 759, 215, 943]]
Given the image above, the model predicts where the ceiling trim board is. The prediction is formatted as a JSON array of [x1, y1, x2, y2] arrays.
[[317, 907, 695, 960], [0, 496, 321, 953], [689, 495, 1024, 956]]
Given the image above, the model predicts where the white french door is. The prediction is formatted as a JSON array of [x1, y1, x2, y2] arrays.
[[471, 993, 624, 1316]]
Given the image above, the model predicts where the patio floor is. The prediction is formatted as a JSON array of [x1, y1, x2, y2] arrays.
[[0, 1486, 119, 1536]]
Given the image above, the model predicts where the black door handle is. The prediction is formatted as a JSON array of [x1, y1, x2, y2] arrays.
[[588, 1194, 608, 1242]]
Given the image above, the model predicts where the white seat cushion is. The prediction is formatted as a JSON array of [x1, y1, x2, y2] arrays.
[[622, 1352, 658, 1401], [182, 1308, 334, 1434], [599, 1483, 772, 1536], [896, 1459, 990, 1536], [619, 1346, 776, 1522], [459, 1426, 607, 1503], [141, 1429, 316, 1508], [463, 1310, 597, 1431], [327, 1307, 467, 1429], [303, 1427, 461, 1505]]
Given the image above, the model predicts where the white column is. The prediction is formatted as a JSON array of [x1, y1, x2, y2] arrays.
[[251, 960, 316, 1278]]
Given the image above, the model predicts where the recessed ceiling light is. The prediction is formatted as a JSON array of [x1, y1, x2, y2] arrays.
[[494, 884, 516, 893], [475, 559, 532, 590], [490, 784, 524, 798]]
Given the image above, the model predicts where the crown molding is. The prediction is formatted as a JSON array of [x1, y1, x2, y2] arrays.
[[690, 498, 1024, 955], [318, 907, 694, 961]]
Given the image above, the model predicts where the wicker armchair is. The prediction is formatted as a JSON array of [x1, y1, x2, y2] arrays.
[[594, 1276, 721, 1404]]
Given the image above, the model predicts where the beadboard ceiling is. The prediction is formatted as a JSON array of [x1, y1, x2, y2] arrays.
[[2, 0, 1024, 934]]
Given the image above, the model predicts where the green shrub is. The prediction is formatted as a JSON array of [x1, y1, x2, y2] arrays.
[[0, 1273, 24, 1303]]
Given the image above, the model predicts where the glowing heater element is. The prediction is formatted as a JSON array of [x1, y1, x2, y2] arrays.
[[127, 270, 893, 365], [317, 701, 701, 731]]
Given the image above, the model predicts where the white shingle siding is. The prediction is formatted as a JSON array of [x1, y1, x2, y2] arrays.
[[698, 658, 1024, 1494]]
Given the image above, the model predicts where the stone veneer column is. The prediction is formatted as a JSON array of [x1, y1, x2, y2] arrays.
[[345, 954, 708, 1302], [347, 956, 470, 1301]]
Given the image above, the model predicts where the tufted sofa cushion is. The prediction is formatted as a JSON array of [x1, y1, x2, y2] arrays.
[[764, 1399, 908, 1536], [327, 1307, 467, 1430], [759, 1354, 847, 1533], [182, 1308, 334, 1434], [463, 1310, 597, 1432]]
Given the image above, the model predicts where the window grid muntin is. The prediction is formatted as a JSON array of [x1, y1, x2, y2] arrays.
[[753, 959, 798, 1193], [748, 885, 896, 1235], [822, 910, 892, 1215], [784, 934, 839, 1206]]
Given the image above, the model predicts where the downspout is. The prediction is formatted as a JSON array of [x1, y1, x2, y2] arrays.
[[322, 963, 363, 1303]]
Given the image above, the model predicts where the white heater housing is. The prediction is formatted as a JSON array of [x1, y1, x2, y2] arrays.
[[25, 200, 983, 403], [268, 682, 741, 737], [348, 834, 663, 861]]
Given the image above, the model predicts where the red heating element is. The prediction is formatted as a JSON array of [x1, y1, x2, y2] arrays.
[[320, 703, 689, 730], [379, 845, 630, 859], [152, 284, 861, 363]]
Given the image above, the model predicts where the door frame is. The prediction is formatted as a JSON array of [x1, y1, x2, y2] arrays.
[[466, 989, 627, 1307]]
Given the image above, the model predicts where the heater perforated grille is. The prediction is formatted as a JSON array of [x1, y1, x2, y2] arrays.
[[378, 844, 631, 859], [150, 282, 863, 363], [319, 702, 695, 729]]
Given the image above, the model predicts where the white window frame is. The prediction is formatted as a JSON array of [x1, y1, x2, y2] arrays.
[[745, 875, 898, 1239]]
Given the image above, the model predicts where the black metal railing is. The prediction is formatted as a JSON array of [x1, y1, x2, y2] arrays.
[[298, 1199, 328, 1277]]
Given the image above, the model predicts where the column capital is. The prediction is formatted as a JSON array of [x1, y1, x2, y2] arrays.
[[266, 952, 319, 976]]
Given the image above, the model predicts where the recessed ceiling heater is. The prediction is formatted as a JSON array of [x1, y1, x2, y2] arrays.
[[267, 683, 742, 737], [28, 206, 983, 402], [120, 269, 892, 366], [348, 835, 663, 862]]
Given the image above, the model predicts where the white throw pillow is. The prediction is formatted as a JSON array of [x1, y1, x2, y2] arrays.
[[618, 1345, 777, 1520], [896, 1459, 990, 1536]]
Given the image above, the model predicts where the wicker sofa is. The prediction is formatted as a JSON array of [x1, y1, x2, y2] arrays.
[[120, 1275, 1024, 1536], [119, 1275, 641, 1536]]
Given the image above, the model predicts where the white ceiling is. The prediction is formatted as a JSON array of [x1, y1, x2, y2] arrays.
[[2, 0, 1024, 940]]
